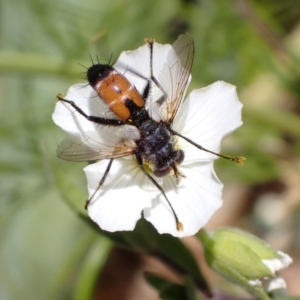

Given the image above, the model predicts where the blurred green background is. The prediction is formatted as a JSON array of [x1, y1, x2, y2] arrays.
[[1, 0, 300, 299]]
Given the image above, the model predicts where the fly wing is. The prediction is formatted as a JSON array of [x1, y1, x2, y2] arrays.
[[151, 33, 194, 124], [56, 125, 139, 162]]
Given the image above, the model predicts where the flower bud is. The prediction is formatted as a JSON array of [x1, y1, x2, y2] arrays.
[[200, 228, 292, 293]]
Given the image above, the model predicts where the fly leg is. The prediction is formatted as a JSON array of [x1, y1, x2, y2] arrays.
[[57, 95, 124, 127], [146, 38, 168, 103], [85, 158, 114, 209], [135, 153, 183, 231], [170, 129, 246, 165], [122, 38, 168, 104]]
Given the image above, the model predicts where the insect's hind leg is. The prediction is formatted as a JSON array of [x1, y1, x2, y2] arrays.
[[134, 153, 183, 231], [85, 158, 114, 209], [57, 95, 124, 127]]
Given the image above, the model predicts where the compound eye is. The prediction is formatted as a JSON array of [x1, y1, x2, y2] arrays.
[[153, 166, 171, 177], [175, 149, 185, 165]]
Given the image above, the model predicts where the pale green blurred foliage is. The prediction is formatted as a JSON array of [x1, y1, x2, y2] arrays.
[[1, 0, 300, 299]]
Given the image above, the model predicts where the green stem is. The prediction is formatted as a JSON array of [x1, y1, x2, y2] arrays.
[[197, 228, 212, 246], [0, 51, 83, 77]]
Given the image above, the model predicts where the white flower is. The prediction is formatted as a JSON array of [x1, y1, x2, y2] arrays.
[[52, 35, 243, 237]]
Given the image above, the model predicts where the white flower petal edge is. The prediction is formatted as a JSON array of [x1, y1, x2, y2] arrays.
[[173, 81, 243, 163], [85, 157, 159, 232], [262, 251, 293, 274], [263, 276, 287, 292], [144, 161, 223, 237]]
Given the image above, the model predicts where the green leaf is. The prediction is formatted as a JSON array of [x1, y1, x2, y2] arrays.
[[77, 217, 212, 297]]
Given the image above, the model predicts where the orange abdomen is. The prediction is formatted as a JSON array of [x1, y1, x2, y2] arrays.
[[94, 70, 145, 121]]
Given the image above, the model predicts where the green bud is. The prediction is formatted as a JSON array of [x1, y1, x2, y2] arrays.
[[198, 228, 292, 295]]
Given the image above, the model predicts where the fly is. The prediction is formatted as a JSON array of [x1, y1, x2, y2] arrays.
[[56, 34, 244, 231]]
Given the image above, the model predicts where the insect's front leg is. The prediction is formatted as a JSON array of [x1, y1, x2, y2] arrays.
[[57, 94, 125, 126]]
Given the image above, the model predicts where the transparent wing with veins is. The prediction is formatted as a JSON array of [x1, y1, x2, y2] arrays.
[[149, 33, 194, 124], [56, 125, 139, 162]]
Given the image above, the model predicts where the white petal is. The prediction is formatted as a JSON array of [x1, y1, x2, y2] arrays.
[[277, 251, 293, 268], [173, 81, 243, 163], [144, 162, 223, 237], [248, 279, 262, 287], [85, 157, 159, 232], [262, 251, 293, 274], [263, 276, 286, 291], [52, 83, 117, 135], [248, 276, 287, 291]]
